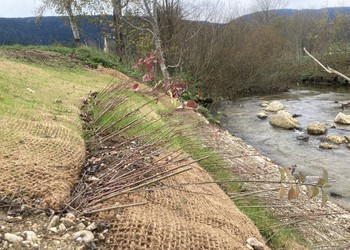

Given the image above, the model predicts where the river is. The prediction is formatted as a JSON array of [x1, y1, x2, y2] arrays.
[[219, 87, 350, 208]]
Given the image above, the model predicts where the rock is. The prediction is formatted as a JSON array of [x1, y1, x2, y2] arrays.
[[257, 112, 268, 120], [264, 100, 284, 112], [60, 218, 75, 228], [72, 230, 94, 244], [48, 215, 60, 228], [76, 223, 86, 231], [49, 227, 58, 233], [319, 143, 338, 149], [246, 237, 264, 250], [97, 233, 105, 240], [62, 233, 71, 240], [307, 122, 327, 135], [246, 244, 254, 250], [23, 231, 37, 243], [65, 213, 76, 221], [4, 233, 24, 243], [348, 144, 350, 149], [295, 130, 309, 141], [325, 135, 346, 144], [344, 136, 350, 143], [335, 112, 350, 125], [86, 222, 97, 231], [269, 110, 299, 129], [58, 223, 67, 232], [260, 101, 269, 107], [6, 216, 23, 223]]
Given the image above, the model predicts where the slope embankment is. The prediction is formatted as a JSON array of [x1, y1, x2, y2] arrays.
[[0, 49, 269, 249]]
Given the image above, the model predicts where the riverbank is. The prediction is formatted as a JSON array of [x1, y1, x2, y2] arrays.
[[198, 118, 350, 249], [0, 47, 269, 249], [1, 46, 349, 249]]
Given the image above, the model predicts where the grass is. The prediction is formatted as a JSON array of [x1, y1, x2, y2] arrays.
[[1, 45, 307, 248], [0, 44, 141, 79], [88, 81, 307, 249]]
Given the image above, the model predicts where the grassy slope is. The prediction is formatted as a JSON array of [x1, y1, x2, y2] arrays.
[[0, 46, 306, 248], [0, 49, 115, 206]]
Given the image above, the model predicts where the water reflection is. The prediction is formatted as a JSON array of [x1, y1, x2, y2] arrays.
[[219, 87, 350, 206]]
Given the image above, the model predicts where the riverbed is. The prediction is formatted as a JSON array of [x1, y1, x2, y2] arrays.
[[219, 87, 350, 207]]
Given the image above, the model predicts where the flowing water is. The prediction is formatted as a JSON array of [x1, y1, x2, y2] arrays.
[[219, 87, 350, 208]]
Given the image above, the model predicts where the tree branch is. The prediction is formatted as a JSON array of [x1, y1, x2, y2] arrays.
[[303, 47, 350, 82]]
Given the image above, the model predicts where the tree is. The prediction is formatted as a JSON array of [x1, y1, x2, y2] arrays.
[[250, 0, 288, 24], [111, 0, 130, 60], [129, 0, 171, 79], [37, 0, 85, 46]]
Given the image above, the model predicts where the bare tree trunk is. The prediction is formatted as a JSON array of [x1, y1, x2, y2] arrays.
[[65, 4, 81, 46], [111, 0, 126, 61], [150, 0, 170, 79]]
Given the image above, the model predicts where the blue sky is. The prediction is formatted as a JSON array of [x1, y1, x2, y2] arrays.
[[0, 0, 350, 18]]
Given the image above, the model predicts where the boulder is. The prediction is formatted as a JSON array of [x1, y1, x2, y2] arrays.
[[264, 101, 284, 112], [325, 135, 346, 144], [335, 112, 350, 125], [257, 111, 268, 120], [307, 122, 327, 135], [319, 143, 338, 149], [348, 144, 350, 149], [269, 111, 299, 129]]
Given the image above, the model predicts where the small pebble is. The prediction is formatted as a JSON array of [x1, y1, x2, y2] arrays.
[[86, 222, 97, 231], [72, 230, 94, 244], [76, 222, 86, 231], [60, 218, 75, 228], [65, 213, 76, 221], [48, 215, 60, 228], [49, 227, 58, 233], [58, 223, 67, 232]]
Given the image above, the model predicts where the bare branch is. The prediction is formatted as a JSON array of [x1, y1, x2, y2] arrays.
[[303, 47, 350, 82]]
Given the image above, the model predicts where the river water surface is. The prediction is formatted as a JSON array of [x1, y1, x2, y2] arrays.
[[219, 87, 350, 207]]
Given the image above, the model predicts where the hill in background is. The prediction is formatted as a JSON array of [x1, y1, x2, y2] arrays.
[[0, 16, 108, 47], [1, 7, 350, 48]]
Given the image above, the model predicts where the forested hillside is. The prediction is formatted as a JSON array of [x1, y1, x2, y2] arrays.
[[0, 16, 107, 47], [2, 5, 350, 98]]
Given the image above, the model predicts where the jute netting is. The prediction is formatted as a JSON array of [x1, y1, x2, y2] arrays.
[[0, 117, 85, 208], [97, 164, 266, 249]]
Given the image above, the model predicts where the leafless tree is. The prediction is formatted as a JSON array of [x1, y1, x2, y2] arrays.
[[250, 0, 288, 24], [36, 0, 86, 45]]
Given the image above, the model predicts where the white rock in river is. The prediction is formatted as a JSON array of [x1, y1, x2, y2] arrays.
[[335, 112, 350, 125], [307, 122, 327, 135], [260, 101, 269, 107], [325, 135, 346, 144], [264, 100, 284, 112], [269, 110, 299, 129], [319, 143, 338, 149], [257, 111, 268, 119]]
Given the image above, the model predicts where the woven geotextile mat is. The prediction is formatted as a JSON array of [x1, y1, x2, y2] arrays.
[[0, 117, 85, 208], [97, 164, 268, 250]]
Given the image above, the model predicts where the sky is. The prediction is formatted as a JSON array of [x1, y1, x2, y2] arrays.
[[1, 0, 350, 18]]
